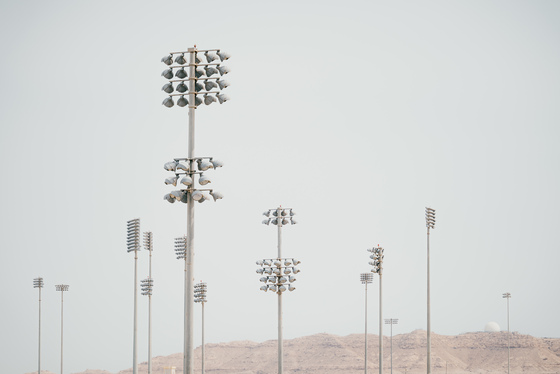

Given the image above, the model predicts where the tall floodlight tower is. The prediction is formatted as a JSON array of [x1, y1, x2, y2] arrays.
[[361, 273, 374, 374], [161, 46, 230, 374], [127, 218, 141, 374], [384, 318, 398, 374], [503, 292, 512, 374], [141, 231, 154, 374], [55, 284, 70, 374], [194, 282, 208, 374], [368, 245, 385, 374], [258, 207, 299, 374], [425, 207, 436, 374], [33, 277, 44, 374]]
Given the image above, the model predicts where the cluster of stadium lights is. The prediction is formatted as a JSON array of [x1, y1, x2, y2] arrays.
[[368, 245, 384, 274], [256, 258, 301, 293], [127, 219, 141, 252], [175, 236, 187, 259], [261, 208, 297, 226], [426, 207, 436, 229], [161, 50, 230, 108], [194, 282, 207, 303], [163, 158, 224, 204]]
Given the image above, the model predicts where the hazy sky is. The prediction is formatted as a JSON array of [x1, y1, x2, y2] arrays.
[[1, 1, 559, 373]]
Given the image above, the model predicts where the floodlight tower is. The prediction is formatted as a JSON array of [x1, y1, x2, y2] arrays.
[[161, 46, 230, 374], [384, 318, 398, 374], [141, 231, 154, 374], [194, 282, 208, 374], [33, 277, 44, 374], [127, 218, 141, 374], [55, 284, 69, 374], [258, 207, 299, 374], [503, 292, 512, 374], [368, 245, 385, 374], [425, 207, 435, 374], [361, 273, 374, 374]]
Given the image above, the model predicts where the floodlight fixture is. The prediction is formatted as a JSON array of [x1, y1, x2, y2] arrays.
[[180, 176, 193, 186], [177, 96, 188, 107], [204, 94, 217, 105], [197, 159, 213, 171], [177, 82, 188, 93], [165, 176, 179, 186], [204, 80, 218, 91], [162, 83, 174, 93], [161, 55, 173, 65], [198, 174, 211, 185], [163, 97, 174, 108], [176, 68, 187, 79], [175, 54, 187, 65], [216, 94, 229, 104], [217, 51, 231, 61]]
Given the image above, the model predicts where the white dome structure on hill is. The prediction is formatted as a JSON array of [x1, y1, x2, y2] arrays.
[[484, 321, 500, 332]]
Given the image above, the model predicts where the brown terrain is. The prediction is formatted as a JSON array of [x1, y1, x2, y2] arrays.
[[27, 330, 560, 374]]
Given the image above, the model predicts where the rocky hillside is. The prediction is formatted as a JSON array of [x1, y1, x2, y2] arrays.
[[31, 330, 560, 374]]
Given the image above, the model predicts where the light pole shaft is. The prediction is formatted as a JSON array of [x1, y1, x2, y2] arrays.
[[185, 47, 197, 374], [427, 228, 431, 374], [277, 222, 283, 374], [379, 273, 383, 374], [133, 250, 138, 374], [365, 283, 368, 374], [38, 286, 41, 374], [60, 290, 64, 374], [202, 302, 205, 374], [390, 322, 392, 374], [148, 250, 152, 374], [507, 297, 510, 374]]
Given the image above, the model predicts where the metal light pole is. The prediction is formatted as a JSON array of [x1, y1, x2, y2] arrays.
[[384, 318, 398, 374], [195, 282, 208, 374], [161, 46, 230, 374], [33, 277, 43, 374], [258, 207, 299, 374], [127, 218, 141, 374], [141, 231, 154, 374], [361, 273, 374, 374], [425, 207, 435, 374], [55, 284, 69, 374], [503, 292, 511, 374], [368, 245, 384, 374]]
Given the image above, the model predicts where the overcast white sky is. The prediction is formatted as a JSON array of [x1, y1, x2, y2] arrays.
[[1, 1, 560, 373]]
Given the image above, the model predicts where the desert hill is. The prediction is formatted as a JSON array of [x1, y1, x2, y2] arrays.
[[30, 330, 560, 374]]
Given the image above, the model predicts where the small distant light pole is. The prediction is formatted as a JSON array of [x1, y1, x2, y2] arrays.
[[33, 277, 44, 374], [55, 284, 69, 374], [425, 207, 436, 374], [141, 231, 154, 374], [361, 273, 374, 374], [503, 292, 511, 374], [384, 318, 398, 374], [127, 218, 141, 374], [368, 245, 384, 374], [258, 206, 299, 374], [194, 282, 208, 374]]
